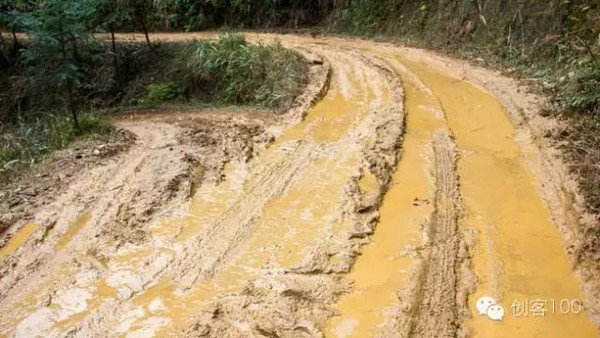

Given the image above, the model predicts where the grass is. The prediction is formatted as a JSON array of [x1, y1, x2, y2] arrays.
[[114, 34, 308, 111], [168, 33, 308, 109], [142, 84, 184, 104], [0, 112, 113, 182], [560, 114, 600, 215]]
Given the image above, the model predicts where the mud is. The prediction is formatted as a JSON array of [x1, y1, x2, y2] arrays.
[[0, 33, 598, 338], [0, 108, 277, 336], [0, 129, 135, 236]]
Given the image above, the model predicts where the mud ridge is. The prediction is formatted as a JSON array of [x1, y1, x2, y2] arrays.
[[178, 52, 406, 338], [406, 131, 468, 337], [288, 48, 332, 121]]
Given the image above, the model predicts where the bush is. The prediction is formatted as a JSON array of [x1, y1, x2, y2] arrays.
[[144, 83, 184, 104], [554, 61, 600, 115], [171, 33, 308, 109], [2, 35, 308, 122]]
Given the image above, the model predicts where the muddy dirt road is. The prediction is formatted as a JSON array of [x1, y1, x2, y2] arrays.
[[0, 33, 598, 337]]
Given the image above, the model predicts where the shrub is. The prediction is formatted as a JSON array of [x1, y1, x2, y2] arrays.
[[144, 83, 184, 104], [172, 33, 308, 109], [554, 61, 600, 115]]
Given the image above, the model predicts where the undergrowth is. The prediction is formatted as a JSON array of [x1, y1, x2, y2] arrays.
[[167, 33, 308, 109], [0, 113, 112, 181]]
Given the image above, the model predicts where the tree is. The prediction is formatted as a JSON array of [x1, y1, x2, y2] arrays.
[[130, 0, 152, 49], [0, 0, 36, 63], [23, 0, 99, 131], [110, 0, 153, 49], [95, 0, 131, 83]]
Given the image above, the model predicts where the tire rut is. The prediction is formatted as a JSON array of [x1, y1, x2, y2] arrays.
[[408, 130, 464, 337], [175, 141, 315, 288]]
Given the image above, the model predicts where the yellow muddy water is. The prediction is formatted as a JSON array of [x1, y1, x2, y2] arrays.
[[401, 57, 597, 337], [55, 211, 91, 251], [0, 223, 38, 261], [0, 213, 110, 336], [326, 50, 597, 337], [2, 52, 389, 337], [326, 67, 443, 337], [1, 35, 597, 338], [113, 59, 387, 336]]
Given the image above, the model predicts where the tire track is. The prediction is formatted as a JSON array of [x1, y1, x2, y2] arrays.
[[408, 130, 464, 337], [175, 141, 315, 288], [60, 46, 400, 338]]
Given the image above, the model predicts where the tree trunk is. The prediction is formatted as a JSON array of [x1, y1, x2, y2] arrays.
[[67, 80, 80, 132], [11, 25, 19, 47], [10, 25, 20, 59], [110, 25, 120, 83], [71, 34, 81, 62], [138, 15, 152, 50], [0, 32, 10, 68], [59, 16, 80, 132]]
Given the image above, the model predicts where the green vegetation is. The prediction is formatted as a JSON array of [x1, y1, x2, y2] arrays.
[[143, 84, 183, 104], [0, 113, 112, 180], [23, 0, 99, 130], [553, 62, 600, 115], [129, 0, 328, 31], [123, 34, 308, 109], [174, 34, 307, 108]]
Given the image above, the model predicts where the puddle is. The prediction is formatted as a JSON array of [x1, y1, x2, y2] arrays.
[[120, 56, 390, 337], [326, 65, 444, 337], [278, 88, 362, 143], [55, 211, 92, 251], [400, 56, 597, 337], [0, 263, 79, 336], [50, 277, 117, 333], [11, 51, 391, 337], [0, 223, 38, 261]]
